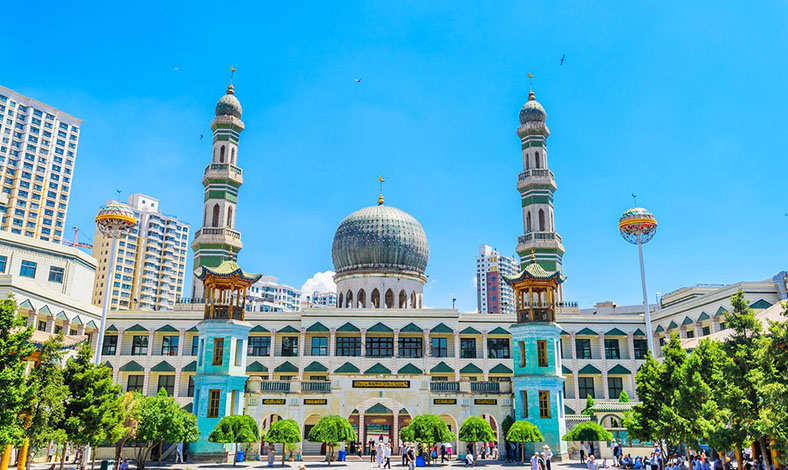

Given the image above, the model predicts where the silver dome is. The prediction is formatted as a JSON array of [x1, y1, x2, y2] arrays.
[[332, 204, 429, 276], [216, 86, 242, 118], [519, 90, 546, 125]]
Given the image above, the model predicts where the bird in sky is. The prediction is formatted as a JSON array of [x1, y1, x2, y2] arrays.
[[560, 54, 565, 66], [354, 78, 362, 83], [200, 134, 204, 140]]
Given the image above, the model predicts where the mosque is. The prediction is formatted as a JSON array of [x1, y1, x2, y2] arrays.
[[99, 81, 660, 461]]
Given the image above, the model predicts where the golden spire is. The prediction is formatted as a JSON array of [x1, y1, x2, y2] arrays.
[[378, 175, 385, 205], [227, 66, 237, 94], [530, 249, 536, 263]]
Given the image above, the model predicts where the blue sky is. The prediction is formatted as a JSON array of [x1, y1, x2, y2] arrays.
[[4, 2, 787, 311]]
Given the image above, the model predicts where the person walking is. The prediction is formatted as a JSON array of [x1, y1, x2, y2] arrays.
[[440, 444, 447, 463], [543, 446, 553, 470], [175, 442, 184, 463], [376, 440, 385, 468], [531, 452, 541, 470], [580, 442, 587, 464], [267, 444, 276, 467], [384, 442, 392, 469], [588, 455, 599, 470], [407, 445, 416, 470], [371, 440, 378, 464]]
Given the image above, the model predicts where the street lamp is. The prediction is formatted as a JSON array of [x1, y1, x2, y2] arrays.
[[94, 202, 137, 365], [618, 207, 658, 353]]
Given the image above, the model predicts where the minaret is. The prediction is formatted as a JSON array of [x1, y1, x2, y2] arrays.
[[191, 83, 245, 297], [515, 91, 565, 280]]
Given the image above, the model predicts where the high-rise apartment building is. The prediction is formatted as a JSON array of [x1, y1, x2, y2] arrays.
[[0, 85, 81, 243], [476, 244, 518, 314], [246, 275, 301, 312], [92, 194, 189, 311], [302, 291, 337, 309]]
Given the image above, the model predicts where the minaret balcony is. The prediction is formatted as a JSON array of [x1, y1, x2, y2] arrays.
[[203, 163, 244, 186], [516, 231, 565, 255], [204, 302, 245, 320], [193, 227, 243, 248], [517, 169, 556, 192], [516, 307, 556, 323]]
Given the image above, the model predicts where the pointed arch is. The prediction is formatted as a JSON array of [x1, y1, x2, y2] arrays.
[[231, 147, 236, 165], [357, 289, 366, 308], [338, 293, 344, 309], [385, 289, 394, 309], [538, 209, 545, 231], [371, 289, 380, 308], [346, 290, 353, 309], [535, 151, 541, 169], [203, 206, 209, 226], [227, 206, 233, 228], [211, 204, 220, 227], [525, 154, 530, 170], [526, 211, 532, 233], [220, 145, 226, 163], [399, 290, 407, 309]]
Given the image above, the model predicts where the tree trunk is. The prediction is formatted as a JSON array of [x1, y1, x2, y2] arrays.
[[521, 442, 525, 464], [760, 436, 772, 469], [282, 444, 286, 466], [234, 442, 238, 466], [735, 444, 743, 470], [59, 445, 67, 470], [327, 444, 332, 466], [114, 440, 125, 470], [90, 451, 96, 470]]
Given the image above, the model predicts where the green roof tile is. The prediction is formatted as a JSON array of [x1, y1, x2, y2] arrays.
[[605, 328, 627, 336], [578, 364, 601, 374], [633, 328, 646, 336], [86, 320, 97, 329], [55, 311, 68, 321], [18, 300, 34, 310], [306, 322, 329, 333], [127, 324, 148, 333], [337, 322, 360, 333], [334, 362, 360, 374], [565, 405, 575, 415], [119, 360, 144, 372], [560, 330, 570, 336], [364, 363, 391, 375], [39, 305, 53, 316], [398, 363, 422, 375], [304, 361, 328, 372], [714, 307, 728, 317], [278, 326, 299, 334], [71, 316, 83, 325], [183, 361, 197, 372], [562, 365, 572, 374], [103, 361, 113, 370], [182, 402, 193, 413], [156, 325, 178, 333], [668, 321, 678, 330], [186, 326, 199, 333], [151, 361, 175, 372], [246, 361, 268, 373], [250, 325, 269, 333], [366, 403, 392, 414], [367, 322, 393, 333], [654, 325, 665, 333], [608, 364, 631, 375], [576, 328, 597, 336], [106, 325, 118, 332], [274, 361, 298, 373], [697, 312, 710, 321], [400, 323, 423, 333], [682, 316, 694, 326], [489, 363, 513, 374], [750, 299, 773, 309], [430, 361, 454, 374], [488, 327, 509, 335], [460, 326, 480, 335], [460, 363, 483, 374], [430, 323, 453, 334]]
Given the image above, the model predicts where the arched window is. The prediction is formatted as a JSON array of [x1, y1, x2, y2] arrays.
[[371, 289, 380, 308], [538, 209, 545, 231], [231, 147, 236, 165], [357, 289, 366, 308], [550, 212, 554, 232], [526, 212, 532, 233], [525, 155, 530, 170], [211, 204, 220, 227], [410, 292, 416, 309], [338, 293, 344, 309], [535, 151, 541, 169], [220, 146, 226, 163], [346, 290, 353, 309], [203, 206, 209, 226], [227, 206, 233, 228], [385, 289, 394, 309], [399, 290, 407, 309]]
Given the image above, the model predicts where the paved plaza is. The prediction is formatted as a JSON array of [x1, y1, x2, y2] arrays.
[[29, 462, 583, 470]]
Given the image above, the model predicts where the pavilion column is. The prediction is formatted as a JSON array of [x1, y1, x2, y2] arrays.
[[599, 333, 609, 399], [298, 328, 306, 379], [453, 331, 461, 381], [361, 329, 367, 357], [482, 331, 489, 381], [48, 316, 57, 333], [711, 317, 722, 333], [678, 327, 687, 339]]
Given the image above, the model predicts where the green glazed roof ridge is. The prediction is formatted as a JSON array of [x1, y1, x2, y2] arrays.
[[194, 260, 262, 283], [488, 327, 509, 335], [608, 364, 631, 375], [151, 360, 175, 372], [364, 363, 391, 375], [576, 327, 597, 336], [250, 325, 269, 333]]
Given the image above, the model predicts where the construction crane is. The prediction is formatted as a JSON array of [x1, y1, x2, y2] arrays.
[[62, 226, 93, 250]]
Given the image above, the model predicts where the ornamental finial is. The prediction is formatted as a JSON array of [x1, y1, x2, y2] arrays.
[[530, 249, 536, 263], [378, 175, 385, 205]]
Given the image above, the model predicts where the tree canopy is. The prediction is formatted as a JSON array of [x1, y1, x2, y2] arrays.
[[618, 390, 629, 403], [133, 389, 199, 469], [0, 295, 34, 448], [307, 415, 356, 465], [458, 416, 495, 458], [264, 419, 301, 465], [506, 421, 544, 443], [209, 415, 259, 465], [562, 422, 613, 442], [582, 395, 595, 416]]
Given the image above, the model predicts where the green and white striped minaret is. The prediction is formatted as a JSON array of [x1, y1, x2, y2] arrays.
[[515, 90, 565, 277], [191, 83, 245, 298]]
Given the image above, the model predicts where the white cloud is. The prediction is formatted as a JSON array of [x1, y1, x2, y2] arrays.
[[300, 270, 336, 300]]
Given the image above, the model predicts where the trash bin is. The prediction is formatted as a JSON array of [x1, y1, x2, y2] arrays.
[[236, 450, 245, 463], [99, 460, 114, 470], [338, 450, 346, 462]]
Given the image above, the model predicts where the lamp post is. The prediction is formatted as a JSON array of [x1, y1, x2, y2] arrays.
[[618, 207, 658, 353], [94, 202, 137, 365]]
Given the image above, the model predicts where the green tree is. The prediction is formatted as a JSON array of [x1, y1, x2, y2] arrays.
[[755, 301, 788, 459], [506, 421, 544, 463], [133, 389, 199, 470], [562, 421, 613, 452], [263, 419, 300, 466], [23, 334, 68, 470], [582, 395, 596, 417], [720, 291, 766, 468], [113, 393, 140, 470], [306, 415, 357, 465], [62, 343, 124, 470], [209, 415, 260, 466], [0, 295, 34, 449], [399, 414, 455, 465], [458, 416, 495, 461], [618, 390, 629, 403]]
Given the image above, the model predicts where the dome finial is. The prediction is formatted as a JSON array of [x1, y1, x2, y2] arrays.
[[378, 175, 385, 205], [528, 90, 535, 101], [530, 249, 536, 263], [378, 194, 384, 205], [227, 65, 237, 94]]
